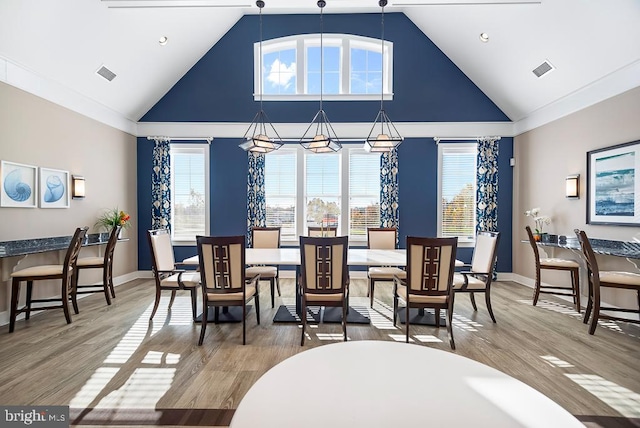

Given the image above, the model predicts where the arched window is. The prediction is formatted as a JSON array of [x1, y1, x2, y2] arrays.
[[254, 34, 393, 101]]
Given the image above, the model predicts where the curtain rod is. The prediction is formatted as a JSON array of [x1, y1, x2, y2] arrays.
[[147, 136, 213, 144]]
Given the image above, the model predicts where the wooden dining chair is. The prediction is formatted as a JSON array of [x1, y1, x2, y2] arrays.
[[575, 229, 640, 335], [367, 227, 406, 308], [453, 231, 500, 322], [196, 235, 261, 345], [71, 225, 121, 312], [525, 226, 581, 312], [308, 226, 337, 237], [147, 229, 200, 321], [393, 236, 458, 349], [246, 227, 281, 308], [9, 226, 88, 332], [299, 235, 349, 346]]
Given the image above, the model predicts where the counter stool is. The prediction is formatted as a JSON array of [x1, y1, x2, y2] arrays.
[[71, 225, 121, 312], [525, 226, 580, 312], [9, 226, 88, 332]]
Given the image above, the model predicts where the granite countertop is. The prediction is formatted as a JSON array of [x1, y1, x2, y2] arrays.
[[0, 233, 127, 258], [533, 236, 640, 259]]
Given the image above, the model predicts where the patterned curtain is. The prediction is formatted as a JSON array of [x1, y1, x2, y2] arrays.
[[247, 152, 266, 246], [476, 137, 499, 233], [151, 138, 171, 230], [380, 149, 399, 238]]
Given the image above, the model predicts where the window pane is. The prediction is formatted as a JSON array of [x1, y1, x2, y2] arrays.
[[323, 72, 340, 94], [350, 48, 382, 94], [440, 144, 477, 241], [306, 153, 340, 231], [263, 48, 296, 95], [171, 146, 207, 241], [307, 46, 341, 94], [349, 151, 380, 239], [265, 150, 297, 241]]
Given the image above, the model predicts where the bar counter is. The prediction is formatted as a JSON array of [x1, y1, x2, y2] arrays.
[[0, 233, 127, 258]]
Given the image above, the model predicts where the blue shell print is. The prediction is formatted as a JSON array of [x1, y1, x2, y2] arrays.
[[3, 169, 32, 202], [44, 175, 64, 203]]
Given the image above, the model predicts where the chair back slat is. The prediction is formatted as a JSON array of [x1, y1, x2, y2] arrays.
[[197, 235, 245, 294], [308, 226, 337, 237], [104, 225, 122, 264], [252, 227, 280, 249], [367, 227, 397, 249], [525, 226, 541, 261], [407, 236, 457, 295], [575, 229, 600, 278], [472, 231, 500, 273], [149, 229, 176, 272], [300, 236, 348, 294]]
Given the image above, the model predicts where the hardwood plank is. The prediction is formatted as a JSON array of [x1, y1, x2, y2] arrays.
[[0, 277, 638, 427]]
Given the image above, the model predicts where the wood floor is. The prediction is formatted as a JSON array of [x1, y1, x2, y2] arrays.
[[1, 277, 639, 427]]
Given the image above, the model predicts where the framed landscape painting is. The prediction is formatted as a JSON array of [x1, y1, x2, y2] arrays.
[[39, 167, 70, 208], [0, 160, 38, 208], [587, 140, 640, 226]]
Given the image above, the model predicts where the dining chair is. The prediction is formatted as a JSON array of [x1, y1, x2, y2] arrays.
[[147, 228, 200, 321], [367, 227, 406, 308], [71, 225, 121, 312], [9, 226, 88, 332], [299, 235, 349, 346], [575, 229, 640, 334], [525, 226, 581, 312], [453, 231, 500, 322], [196, 235, 261, 345], [393, 236, 458, 349], [246, 227, 281, 308], [308, 226, 337, 237]]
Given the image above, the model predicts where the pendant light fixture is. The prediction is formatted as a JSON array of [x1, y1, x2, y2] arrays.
[[239, 0, 283, 153], [364, 0, 402, 153], [300, 0, 342, 153]]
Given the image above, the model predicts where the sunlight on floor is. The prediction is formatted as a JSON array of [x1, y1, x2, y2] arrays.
[[316, 333, 348, 341], [565, 374, 640, 418], [96, 368, 176, 408], [540, 355, 574, 368], [69, 368, 120, 408], [388, 334, 413, 342], [142, 351, 181, 365]]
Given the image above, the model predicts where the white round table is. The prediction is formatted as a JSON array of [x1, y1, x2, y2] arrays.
[[230, 341, 583, 428]]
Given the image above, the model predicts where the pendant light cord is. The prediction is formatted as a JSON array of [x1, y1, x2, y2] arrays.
[[320, 3, 324, 113]]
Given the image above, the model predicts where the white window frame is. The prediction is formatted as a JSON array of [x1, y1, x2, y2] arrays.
[[264, 146, 380, 244], [437, 142, 477, 247], [254, 34, 393, 101], [169, 143, 210, 246]]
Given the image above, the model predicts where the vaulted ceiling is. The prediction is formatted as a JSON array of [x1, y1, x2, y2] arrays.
[[1, 0, 639, 135]]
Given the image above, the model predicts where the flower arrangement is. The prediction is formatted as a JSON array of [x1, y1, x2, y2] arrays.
[[524, 207, 551, 235], [96, 208, 131, 231]]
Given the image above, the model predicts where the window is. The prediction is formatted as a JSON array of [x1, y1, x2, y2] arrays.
[[264, 146, 380, 242], [170, 144, 209, 243], [255, 34, 392, 101], [438, 143, 477, 244]]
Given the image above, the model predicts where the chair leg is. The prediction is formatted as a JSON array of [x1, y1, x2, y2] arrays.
[[9, 279, 20, 333], [276, 275, 281, 296], [168, 290, 177, 309], [190, 288, 198, 320], [532, 268, 541, 306], [447, 307, 455, 350], [393, 292, 398, 327], [485, 288, 496, 323], [469, 292, 478, 311], [405, 305, 410, 343], [255, 292, 261, 325], [435, 308, 441, 327], [342, 301, 347, 342], [102, 266, 112, 306], [270, 279, 275, 309], [108, 262, 116, 298], [369, 278, 374, 308], [71, 271, 80, 314], [150, 288, 162, 320], [572, 268, 580, 313], [583, 278, 593, 324], [25, 281, 33, 320], [198, 304, 208, 346], [242, 304, 247, 345], [301, 298, 307, 346], [62, 279, 72, 325], [588, 292, 600, 335]]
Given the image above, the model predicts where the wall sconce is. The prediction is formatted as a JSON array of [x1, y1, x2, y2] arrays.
[[72, 175, 86, 199], [566, 174, 579, 199]]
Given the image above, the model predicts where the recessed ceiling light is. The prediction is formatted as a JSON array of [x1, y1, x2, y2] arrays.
[[479, 33, 489, 43], [159, 36, 168, 46]]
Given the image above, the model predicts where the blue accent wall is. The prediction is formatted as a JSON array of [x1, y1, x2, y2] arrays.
[[137, 12, 513, 272]]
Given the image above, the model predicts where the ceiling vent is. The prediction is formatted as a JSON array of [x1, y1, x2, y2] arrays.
[[96, 65, 116, 82], [532, 60, 554, 78]]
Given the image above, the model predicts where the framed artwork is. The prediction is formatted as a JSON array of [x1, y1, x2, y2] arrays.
[[0, 160, 38, 208], [587, 139, 640, 226], [39, 167, 70, 209]]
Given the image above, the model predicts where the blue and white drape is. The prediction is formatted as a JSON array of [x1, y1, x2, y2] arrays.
[[246, 152, 266, 246], [380, 149, 399, 235], [476, 137, 499, 233], [151, 138, 171, 230]]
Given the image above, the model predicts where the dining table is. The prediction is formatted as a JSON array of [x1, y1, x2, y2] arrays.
[[183, 248, 464, 325]]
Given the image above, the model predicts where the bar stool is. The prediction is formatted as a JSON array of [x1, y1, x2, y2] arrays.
[[9, 226, 88, 332], [525, 226, 580, 312], [71, 225, 121, 312]]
